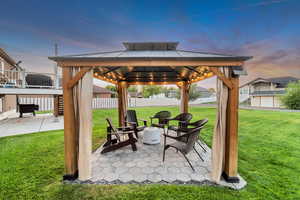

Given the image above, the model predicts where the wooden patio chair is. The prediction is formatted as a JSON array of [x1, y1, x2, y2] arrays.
[[125, 110, 147, 138], [167, 113, 193, 134], [150, 111, 171, 133], [162, 125, 204, 171], [101, 118, 137, 154]]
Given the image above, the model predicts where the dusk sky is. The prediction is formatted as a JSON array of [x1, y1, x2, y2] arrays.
[[1, 0, 300, 87]]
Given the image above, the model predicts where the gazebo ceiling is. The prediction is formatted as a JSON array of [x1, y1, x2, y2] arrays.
[[93, 65, 216, 85], [49, 42, 252, 85]]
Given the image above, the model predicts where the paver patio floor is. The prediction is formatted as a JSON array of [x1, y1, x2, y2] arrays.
[[90, 131, 246, 190]]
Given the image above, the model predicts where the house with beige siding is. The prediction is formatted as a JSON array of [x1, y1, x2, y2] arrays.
[[239, 77, 299, 108], [0, 48, 23, 115]]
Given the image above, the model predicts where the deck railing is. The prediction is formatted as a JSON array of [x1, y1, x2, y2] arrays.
[[0, 70, 61, 89]]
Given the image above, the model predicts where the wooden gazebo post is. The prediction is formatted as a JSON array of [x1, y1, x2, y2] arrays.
[[223, 69, 240, 182], [62, 67, 78, 179], [179, 81, 190, 113], [117, 81, 128, 126]]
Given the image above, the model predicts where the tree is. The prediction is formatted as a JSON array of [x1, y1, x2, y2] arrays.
[[105, 85, 117, 97], [162, 87, 178, 98], [128, 85, 138, 93], [142, 85, 163, 98], [105, 85, 117, 92], [175, 84, 201, 101], [208, 88, 216, 93], [281, 81, 300, 110]]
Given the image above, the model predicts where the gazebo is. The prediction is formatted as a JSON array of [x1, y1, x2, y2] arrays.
[[49, 42, 252, 185]]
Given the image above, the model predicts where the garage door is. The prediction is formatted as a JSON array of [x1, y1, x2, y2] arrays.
[[260, 96, 273, 107], [251, 97, 260, 107]]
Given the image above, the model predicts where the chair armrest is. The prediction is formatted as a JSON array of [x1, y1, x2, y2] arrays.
[[138, 119, 147, 122], [119, 130, 135, 135], [138, 119, 148, 126], [125, 121, 137, 125], [163, 132, 191, 140], [117, 126, 133, 131]]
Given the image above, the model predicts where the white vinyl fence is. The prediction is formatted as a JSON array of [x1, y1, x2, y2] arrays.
[[19, 96, 54, 112], [0, 98, 3, 113], [17, 96, 218, 112]]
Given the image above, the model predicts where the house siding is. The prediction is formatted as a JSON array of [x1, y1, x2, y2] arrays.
[[240, 77, 297, 108]]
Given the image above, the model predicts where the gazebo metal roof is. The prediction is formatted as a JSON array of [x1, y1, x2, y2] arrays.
[[49, 42, 251, 85]]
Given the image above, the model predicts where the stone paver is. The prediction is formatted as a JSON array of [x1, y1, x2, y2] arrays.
[[90, 131, 247, 189]]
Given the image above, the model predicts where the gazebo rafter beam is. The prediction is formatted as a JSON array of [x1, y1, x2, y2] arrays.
[[57, 60, 244, 67], [67, 67, 92, 89], [184, 66, 202, 75], [210, 67, 233, 89], [102, 67, 121, 75]]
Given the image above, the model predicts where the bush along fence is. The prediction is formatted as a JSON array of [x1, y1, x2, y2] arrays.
[[18, 96, 217, 112]]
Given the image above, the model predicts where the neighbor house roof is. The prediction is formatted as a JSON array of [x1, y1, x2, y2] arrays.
[[0, 48, 17, 67], [240, 76, 299, 88], [93, 85, 113, 94], [267, 76, 299, 88], [195, 86, 209, 92]]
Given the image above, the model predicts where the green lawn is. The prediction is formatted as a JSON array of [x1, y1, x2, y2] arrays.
[[1, 107, 299, 200]]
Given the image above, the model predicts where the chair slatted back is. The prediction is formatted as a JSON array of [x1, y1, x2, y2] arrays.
[[154, 111, 171, 124], [106, 118, 120, 141], [184, 126, 203, 153], [126, 110, 138, 126]]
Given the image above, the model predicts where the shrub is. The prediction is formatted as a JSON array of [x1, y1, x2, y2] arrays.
[[175, 84, 201, 101], [281, 81, 300, 110]]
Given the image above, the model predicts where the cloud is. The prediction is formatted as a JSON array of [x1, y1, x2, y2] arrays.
[[233, 0, 290, 10]]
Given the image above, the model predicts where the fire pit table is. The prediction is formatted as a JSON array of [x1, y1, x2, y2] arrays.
[[142, 127, 161, 145]]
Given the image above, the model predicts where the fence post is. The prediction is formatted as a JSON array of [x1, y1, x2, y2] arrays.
[[21, 70, 26, 88]]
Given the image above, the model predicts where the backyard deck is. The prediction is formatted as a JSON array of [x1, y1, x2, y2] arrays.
[[88, 131, 246, 190]]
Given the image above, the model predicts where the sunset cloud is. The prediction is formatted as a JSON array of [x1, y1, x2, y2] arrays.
[[0, 0, 299, 88]]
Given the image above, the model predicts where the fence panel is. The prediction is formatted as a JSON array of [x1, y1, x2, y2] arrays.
[[92, 98, 118, 109], [19, 96, 54, 112], [0, 98, 3, 113], [17, 96, 220, 113]]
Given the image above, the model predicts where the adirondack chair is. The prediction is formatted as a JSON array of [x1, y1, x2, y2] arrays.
[[101, 118, 137, 154], [163, 125, 204, 171], [125, 110, 147, 138]]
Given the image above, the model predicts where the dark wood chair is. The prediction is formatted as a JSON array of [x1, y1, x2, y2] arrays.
[[150, 111, 171, 133], [125, 110, 147, 138], [101, 118, 137, 154], [163, 125, 204, 171], [167, 113, 193, 134]]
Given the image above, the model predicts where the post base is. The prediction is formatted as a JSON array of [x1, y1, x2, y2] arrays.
[[63, 171, 78, 181], [222, 172, 240, 183]]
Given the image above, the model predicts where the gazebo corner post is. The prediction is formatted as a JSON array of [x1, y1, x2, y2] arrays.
[[178, 81, 189, 113], [117, 81, 128, 126], [223, 69, 240, 183], [62, 66, 78, 180]]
